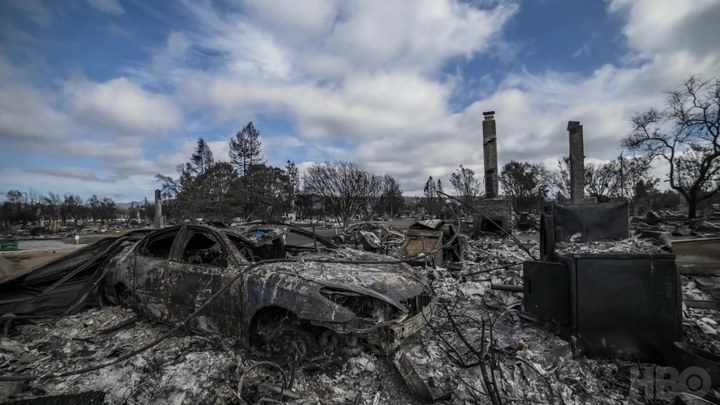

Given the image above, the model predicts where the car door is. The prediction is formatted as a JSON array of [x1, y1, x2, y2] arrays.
[[163, 226, 243, 336], [133, 226, 183, 322]]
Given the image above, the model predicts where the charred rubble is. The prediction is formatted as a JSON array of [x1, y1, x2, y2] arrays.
[[0, 206, 719, 404]]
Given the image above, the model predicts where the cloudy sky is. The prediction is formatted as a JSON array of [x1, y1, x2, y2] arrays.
[[1, 0, 719, 201]]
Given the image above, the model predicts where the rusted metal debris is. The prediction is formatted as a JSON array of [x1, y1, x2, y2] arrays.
[[3, 214, 720, 403]]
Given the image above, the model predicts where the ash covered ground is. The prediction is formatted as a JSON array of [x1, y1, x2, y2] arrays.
[[1, 235, 719, 404]]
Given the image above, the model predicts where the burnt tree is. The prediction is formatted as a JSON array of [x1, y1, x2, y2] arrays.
[[622, 76, 720, 219], [450, 165, 482, 205], [303, 161, 379, 229]]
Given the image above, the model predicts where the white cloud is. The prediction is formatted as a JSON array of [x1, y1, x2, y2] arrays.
[[4, 0, 720, 200], [608, 0, 720, 58], [64, 77, 182, 135], [0, 65, 179, 199], [244, 0, 338, 40], [66, 140, 145, 161], [135, 0, 519, 184], [236, 0, 519, 79], [0, 80, 72, 141], [29, 167, 102, 182], [311, 0, 518, 76], [181, 71, 455, 142], [168, 0, 720, 195], [157, 0, 516, 82], [86, 0, 125, 15], [152, 31, 191, 72]]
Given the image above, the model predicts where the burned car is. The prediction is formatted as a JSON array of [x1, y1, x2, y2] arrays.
[[331, 222, 405, 251], [0, 224, 436, 355], [0, 229, 153, 316]]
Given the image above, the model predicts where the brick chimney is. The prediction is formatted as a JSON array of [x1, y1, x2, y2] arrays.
[[483, 111, 499, 198], [567, 121, 585, 203]]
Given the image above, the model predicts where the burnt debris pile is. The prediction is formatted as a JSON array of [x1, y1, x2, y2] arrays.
[[1, 188, 720, 404]]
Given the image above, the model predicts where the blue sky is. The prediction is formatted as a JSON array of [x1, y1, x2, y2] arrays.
[[1, 0, 719, 201]]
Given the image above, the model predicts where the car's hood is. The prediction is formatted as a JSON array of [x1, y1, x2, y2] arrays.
[[266, 248, 428, 312]]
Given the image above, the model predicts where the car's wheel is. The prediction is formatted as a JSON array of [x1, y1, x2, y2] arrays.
[[273, 323, 319, 358], [251, 309, 320, 360]]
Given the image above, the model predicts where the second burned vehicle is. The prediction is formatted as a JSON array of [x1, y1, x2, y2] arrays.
[[332, 222, 405, 250], [96, 224, 436, 354]]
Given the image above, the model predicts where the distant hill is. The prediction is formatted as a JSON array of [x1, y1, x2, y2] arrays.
[[116, 201, 146, 210]]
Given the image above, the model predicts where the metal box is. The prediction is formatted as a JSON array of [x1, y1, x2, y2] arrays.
[[522, 261, 570, 324], [552, 202, 629, 242], [524, 253, 681, 362], [539, 202, 630, 260]]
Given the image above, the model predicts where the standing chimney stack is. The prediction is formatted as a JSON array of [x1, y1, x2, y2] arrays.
[[482, 111, 499, 198], [153, 189, 164, 228], [567, 121, 585, 203]]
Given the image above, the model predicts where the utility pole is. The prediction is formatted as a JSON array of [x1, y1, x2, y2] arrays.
[[619, 152, 624, 199]]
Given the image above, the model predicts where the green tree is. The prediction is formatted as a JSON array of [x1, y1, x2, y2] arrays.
[[500, 160, 552, 211], [190, 138, 215, 176], [176, 162, 240, 223], [229, 122, 265, 216], [156, 137, 215, 199], [244, 163, 292, 220], [229, 122, 264, 177]]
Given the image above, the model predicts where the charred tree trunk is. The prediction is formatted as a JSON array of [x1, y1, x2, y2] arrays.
[[687, 196, 698, 220]]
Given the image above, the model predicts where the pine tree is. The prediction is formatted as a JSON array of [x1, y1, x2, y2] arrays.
[[229, 122, 264, 177], [190, 138, 214, 175], [423, 176, 438, 216], [423, 176, 435, 198], [285, 160, 300, 194]]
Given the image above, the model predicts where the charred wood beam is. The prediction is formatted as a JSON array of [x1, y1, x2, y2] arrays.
[[490, 284, 523, 292], [685, 300, 720, 310]]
